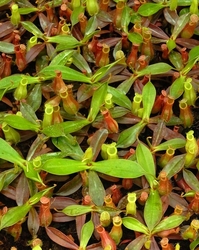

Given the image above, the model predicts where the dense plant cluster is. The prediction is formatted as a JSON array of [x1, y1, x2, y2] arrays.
[[1, 0, 199, 249]]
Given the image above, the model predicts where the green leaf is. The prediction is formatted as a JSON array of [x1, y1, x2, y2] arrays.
[[118, 75, 137, 94], [40, 158, 88, 175], [19, 7, 38, 14], [144, 189, 162, 232], [38, 65, 91, 83], [190, 238, 199, 250], [181, 46, 199, 75], [0, 74, 40, 91], [189, 45, 199, 62], [36, 152, 65, 163], [89, 171, 106, 206], [122, 217, 149, 235], [0, 41, 14, 54], [50, 50, 74, 66], [171, 12, 190, 40], [163, 155, 185, 179], [162, 155, 185, 179], [96, 205, 121, 216], [0, 0, 11, 7], [169, 51, 183, 70], [177, 0, 193, 6], [0, 89, 7, 100], [87, 83, 108, 122], [0, 169, 22, 191], [152, 138, 186, 152], [62, 205, 94, 216], [113, 40, 122, 60], [22, 161, 43, 184], [91, 59, 121, 83], [28, 185, 55, 205], [108, 86, 132, 110], [2, 114, 40, 131], [80, 220, 94, 249], [42, 0, 62, 8], [181, 58, 199, 75], [111, 106, 129, 118], [131, 12, 142, 24], [0, 203, 31, 230], [152, 215, 186, 234], [85, 15, 98, 37], [183, 169, 199, 191], [82, 16, 100, 42], [137, 63, 173, 76], [136, 142, 156, 187], [121, 6, 133, 33], [169, 75, 186, 99], [167, 39, 176, 52], [20, 102, 39, 125], [52, 135, 84, 160], [35, 54, 49, 72], [42, 119, 90, 137], [21, 21, 44, 38], [128, 32, 143, 44], [142, 81, 156, 122], [26, 84, 42, 112], [0, 138, 24, 165], [72, 51, 92, 76], [137, 3, 165, 16], [71, 5, 85, 26], [91, 159, 144, 178], [47, 35, 81, 49], [117, 121, 146, 148], [56, 44, 81, 52]]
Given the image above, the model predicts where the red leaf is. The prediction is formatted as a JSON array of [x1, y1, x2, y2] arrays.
[[50, 197, 77, 210], [76, 214, 86, 241], [52, 212, 75, 223], [26, 43, 45, 64], [16, 173, 29, 206], [27, 207, 40, 237], [45, 227, 78, 249]]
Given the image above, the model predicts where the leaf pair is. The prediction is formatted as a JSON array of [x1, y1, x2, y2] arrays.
[[117, 81, 156, 148], [123, 188, 185, 236], [0, 186, 54, 230], [40, 158, 144, 178], [43, 83, 108, 137], [123, 213, 185, 236], [0, 138, 43, 184], [46, 219, 94, 250]]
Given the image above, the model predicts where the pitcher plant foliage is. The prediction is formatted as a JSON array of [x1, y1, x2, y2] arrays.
[[1, 0, 199, 249]]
